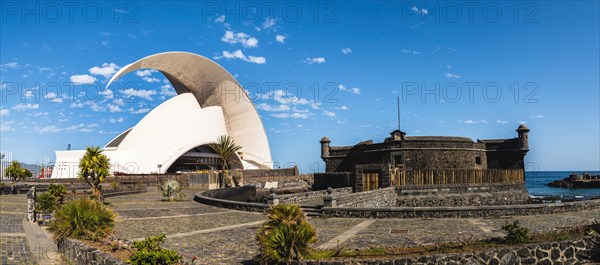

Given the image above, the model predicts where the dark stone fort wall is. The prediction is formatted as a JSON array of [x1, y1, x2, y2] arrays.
[[403, 149, 487, 170]]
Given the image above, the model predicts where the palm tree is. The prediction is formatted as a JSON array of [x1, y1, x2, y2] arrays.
[[208, 135, 242, 188], [78, 146, 110, 196], [5, 160, 32, 193]]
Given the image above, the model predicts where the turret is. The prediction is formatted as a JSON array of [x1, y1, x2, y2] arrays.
[[320, 136, 331, 158], [516, 124, 530, 151]]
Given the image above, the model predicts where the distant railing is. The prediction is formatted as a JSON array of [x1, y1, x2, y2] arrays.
[[391, 168, 524, 186]]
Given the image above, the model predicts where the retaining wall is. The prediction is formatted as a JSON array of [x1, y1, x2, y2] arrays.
[[322, 198, 600, 218], [297, 237, 597, 265], [278, 187, 352, 204], [194, 189, 269, 212], [335, 187, 397, 207], [57, 238, 126, 265]]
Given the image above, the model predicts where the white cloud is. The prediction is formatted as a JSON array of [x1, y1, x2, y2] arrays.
[[0, 109, 9, 116], [12, 103, 39, 111], [401, 49, 422, 55], [445, 73, 461, 79], [214, 50, 266, 64], [271, 112, 309, 119], [0, 120, 15, 131], [221, 31, 259, 48], [275, 35, 286, 43], [142, 77, 160, 83], [70, 74, 97, 85], [323, 110, 336, 117], [339, 105, 349, 110], [215, 15, 225, 23], [160, 84, 177, 96], [412, 6, 429, 15], [1, 62, 19, 70], [99, 89, 113, 99], [121, 88, 157, 101], [304, 57, 326, 65], [135, 69, 157, 77], [262, 17, 277, 30], [459, 120, 477, 124], [338, 84, 362, 95], [35, 125, 61, 133], [341, 48, 352, 54], [109, 117, 125, 123], [496, 120, 508, 124], [107, 104, 122, 112], [128, 107, 151, 114], [44, 92, 63, 103], [531, 114, 545, 119], [255, 103, 290, 112], [89, 63, 119, 78]]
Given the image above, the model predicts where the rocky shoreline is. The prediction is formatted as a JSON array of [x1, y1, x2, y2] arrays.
[[546, 173, 600, 188]]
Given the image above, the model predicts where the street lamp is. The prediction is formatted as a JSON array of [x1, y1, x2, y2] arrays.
[[157, 164, 162, 174]]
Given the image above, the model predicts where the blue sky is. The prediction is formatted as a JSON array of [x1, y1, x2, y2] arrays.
[[0, 1, 598, 172]]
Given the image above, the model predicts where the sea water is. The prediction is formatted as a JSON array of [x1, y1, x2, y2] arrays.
[[526, 171, 600, 199]]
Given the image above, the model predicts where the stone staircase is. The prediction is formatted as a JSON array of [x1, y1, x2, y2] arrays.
[[300, 204, 323, 217]]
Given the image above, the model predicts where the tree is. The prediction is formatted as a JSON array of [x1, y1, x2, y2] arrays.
[[5, 160, 32, 186], [78, 146, 110, 196], [208, 135, 242, 188]]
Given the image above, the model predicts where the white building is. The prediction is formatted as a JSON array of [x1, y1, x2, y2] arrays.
[[51, 52, 272, 178]]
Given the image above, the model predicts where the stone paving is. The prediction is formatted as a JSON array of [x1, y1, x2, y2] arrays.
[[104, 190, 600, 264], [0, 194, 38, 265], [4, 190, 598, 264]]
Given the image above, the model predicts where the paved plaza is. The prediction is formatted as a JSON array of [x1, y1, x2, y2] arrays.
[[1, 190, 599, 264]]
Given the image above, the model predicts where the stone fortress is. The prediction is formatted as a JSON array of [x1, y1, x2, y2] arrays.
[[313, 124, 532, 207]]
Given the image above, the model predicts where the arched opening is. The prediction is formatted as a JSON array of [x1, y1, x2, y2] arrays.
[[166, 145, 243, 173]]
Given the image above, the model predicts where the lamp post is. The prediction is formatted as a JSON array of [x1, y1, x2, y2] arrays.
[[157, 164, 162, 174]]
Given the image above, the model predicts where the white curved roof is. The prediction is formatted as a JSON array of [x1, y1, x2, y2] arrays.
[[106, 51, 272, 168]]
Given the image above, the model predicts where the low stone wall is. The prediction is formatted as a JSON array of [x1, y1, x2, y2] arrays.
[[396, 190, 530, 207], [335, 187, 397, 207], [396, 182, 527, 196], [57, 238, 126, 265], [322, 198, 600, 218], [194, 190, 269, 212], [312, 172, 353, 191], [246, 174, 313, 189], [278, 187, 352, 204], [297, 237, 596, 265]]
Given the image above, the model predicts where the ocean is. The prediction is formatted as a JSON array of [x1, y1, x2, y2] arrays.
[[526, 171, 600, 199]]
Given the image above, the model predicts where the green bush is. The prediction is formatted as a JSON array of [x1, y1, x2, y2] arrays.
[[110, 181, 120, 190], [256, 204, 317, 264], [36, 192, 59, 214], [129, 234, 182, 265], [48, 184, 67, 203], [48, 198, 115, 241], [502, 220, 532, 244]]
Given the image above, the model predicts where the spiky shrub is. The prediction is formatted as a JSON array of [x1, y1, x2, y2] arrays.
[[129, 234, 182, 265], [47, 184, 67, 203], [161, 179, 182, 202], [36, 192, 59, 214], [502, 220, 532, 244], [48, 198, 115, 241], [256, 204, 317, 264]]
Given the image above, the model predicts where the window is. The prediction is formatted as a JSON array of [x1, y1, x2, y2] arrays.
[[476, 156, 482, 165], [394, 155, 403, 165]]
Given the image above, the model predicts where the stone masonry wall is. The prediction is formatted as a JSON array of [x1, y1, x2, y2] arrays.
[[278, 187, 352, 204], [322, 198, 600, 218], [57, 238, 127, 265], [396, 191, 530, 207], [296, 237, 596, 265], [335, 187, 397, 207]]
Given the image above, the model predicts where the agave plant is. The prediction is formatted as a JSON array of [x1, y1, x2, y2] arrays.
[[161, 179, 185, 202], [256, 204, 317, 264]]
